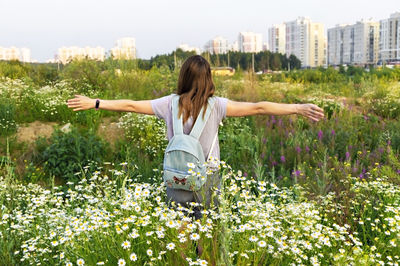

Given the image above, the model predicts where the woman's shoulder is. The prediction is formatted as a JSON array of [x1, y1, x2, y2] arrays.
[[150, 94, 174, 119], [211, 95, 228, 119]]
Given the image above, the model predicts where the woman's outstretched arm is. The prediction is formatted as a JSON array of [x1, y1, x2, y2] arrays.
[[226, 100, 324, 122], [67, 95, 154, 115]]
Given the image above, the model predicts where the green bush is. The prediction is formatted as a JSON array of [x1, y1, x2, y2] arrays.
[[33, 127, 110, 183], [117, 113, 167, 158]]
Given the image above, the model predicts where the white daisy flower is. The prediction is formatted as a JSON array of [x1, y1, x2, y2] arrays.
[[190, 233, 200, 241], [166, 242, 175, 250], [130, 253, 137, 261], [121, 240, 131, 249]]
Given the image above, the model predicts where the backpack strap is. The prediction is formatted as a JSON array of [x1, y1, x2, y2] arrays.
[[189, 97, 216, 139], [171, 95, 184, 135]]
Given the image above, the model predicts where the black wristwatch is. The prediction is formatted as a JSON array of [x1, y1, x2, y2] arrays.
[[95, 99, 100, 110]]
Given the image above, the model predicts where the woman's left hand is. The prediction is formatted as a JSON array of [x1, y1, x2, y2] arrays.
[[296, 104, 325, 122]]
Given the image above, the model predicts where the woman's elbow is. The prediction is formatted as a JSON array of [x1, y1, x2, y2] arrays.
[[254, 103, 265, 115], [128, 101, 137, 112]]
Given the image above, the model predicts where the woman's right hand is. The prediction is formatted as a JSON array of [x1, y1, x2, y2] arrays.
[[296, 104, 325, 122], [67, 95, 96, 111]]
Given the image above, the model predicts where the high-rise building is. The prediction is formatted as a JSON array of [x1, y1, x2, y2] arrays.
[[205, 36, 229, 54], [328, 20, 379, 66], [268, 24, 286, 54], [111, 38, 136, 60], [327, 24, 348, 65], [285, 17, 325, 67], [229, 41, 239, 52], [177, 44, 201, 54], [379, 12, 400, 63], [57, 46, 105, 64], [238, 32, 263, 53], [20, 48, 31, 62], [0, 47, 31, 62]]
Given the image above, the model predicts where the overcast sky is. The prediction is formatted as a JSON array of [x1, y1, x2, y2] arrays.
[[0, 0, 398, 62]]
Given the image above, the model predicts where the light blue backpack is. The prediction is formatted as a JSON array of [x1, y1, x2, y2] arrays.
[[163, 94, 217, 191]]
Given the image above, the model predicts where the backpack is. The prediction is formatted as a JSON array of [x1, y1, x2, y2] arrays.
[[163, 94, 217, 191]]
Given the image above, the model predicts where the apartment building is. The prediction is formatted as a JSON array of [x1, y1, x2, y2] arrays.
[[177, 44, 201, 54], [379, 12, 400, 63], [0, 47, 31, 62], [268, 24, 286, 54], [204, 36, 229, 54], [285, 17, 325, 67], [238, 32, 263, 53], [111, 38, 136, 60], [57, 46, 105, 64], [328, 20, 379, 66]]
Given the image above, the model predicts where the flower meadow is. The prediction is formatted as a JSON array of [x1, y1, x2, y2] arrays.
[[1, 62, 400, 265], [1, 162, 399, 266]]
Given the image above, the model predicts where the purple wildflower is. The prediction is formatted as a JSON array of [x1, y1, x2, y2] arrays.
[[271, 115, 276, 124], [305, 146, 310, 153], [345, 151, 350, 160], [331, 129, 335, 136], [318, 130, 323, 141], [292, 169, 301, 177], [295, 146, 301, 154], [280, 155, 286, 163]]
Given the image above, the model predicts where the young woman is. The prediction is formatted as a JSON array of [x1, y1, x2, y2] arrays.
[[67, 55, 324, 219]]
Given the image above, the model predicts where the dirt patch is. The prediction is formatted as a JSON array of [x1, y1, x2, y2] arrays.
[[16, 121, 58, 143], [97, 117, 125, 146]]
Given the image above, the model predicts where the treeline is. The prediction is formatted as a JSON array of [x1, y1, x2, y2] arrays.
[[136, 49, 302, 72], [271, 65, 400, 83]]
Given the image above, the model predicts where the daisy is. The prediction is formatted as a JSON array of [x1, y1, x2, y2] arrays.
[[166, 242, 175, 250], [121, 240, 131, 249], [249, 235, 258, 242], [190, 233, 200, 241], [77, 259, 85, 265], [130, 253, 137, 261], [118, 259, 126, 266], [258, 240, 266, 247]]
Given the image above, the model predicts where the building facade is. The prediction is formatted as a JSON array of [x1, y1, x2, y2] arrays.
[[0, 47, 31, 62], [328, 20, 379, 66], [379, 12, 400, 63], [57, 46, 105, 64], [177, 44, 201, 54], [285, 17, 325, 67], [238, 32, 263, 53], [205, 36, 229, 54], [268, 24, 286, 54], [111, 38, 136, 60]]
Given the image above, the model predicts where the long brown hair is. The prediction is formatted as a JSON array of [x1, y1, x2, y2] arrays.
[[177, 55, 215, 125]]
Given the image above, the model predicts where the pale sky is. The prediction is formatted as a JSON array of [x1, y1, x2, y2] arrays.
[[0, 0, 398, 62]]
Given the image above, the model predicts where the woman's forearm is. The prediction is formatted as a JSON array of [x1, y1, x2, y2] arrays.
[[256, 101, 299, 115], [97, 99, 133, 112], [67, 95, 154, 114]]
